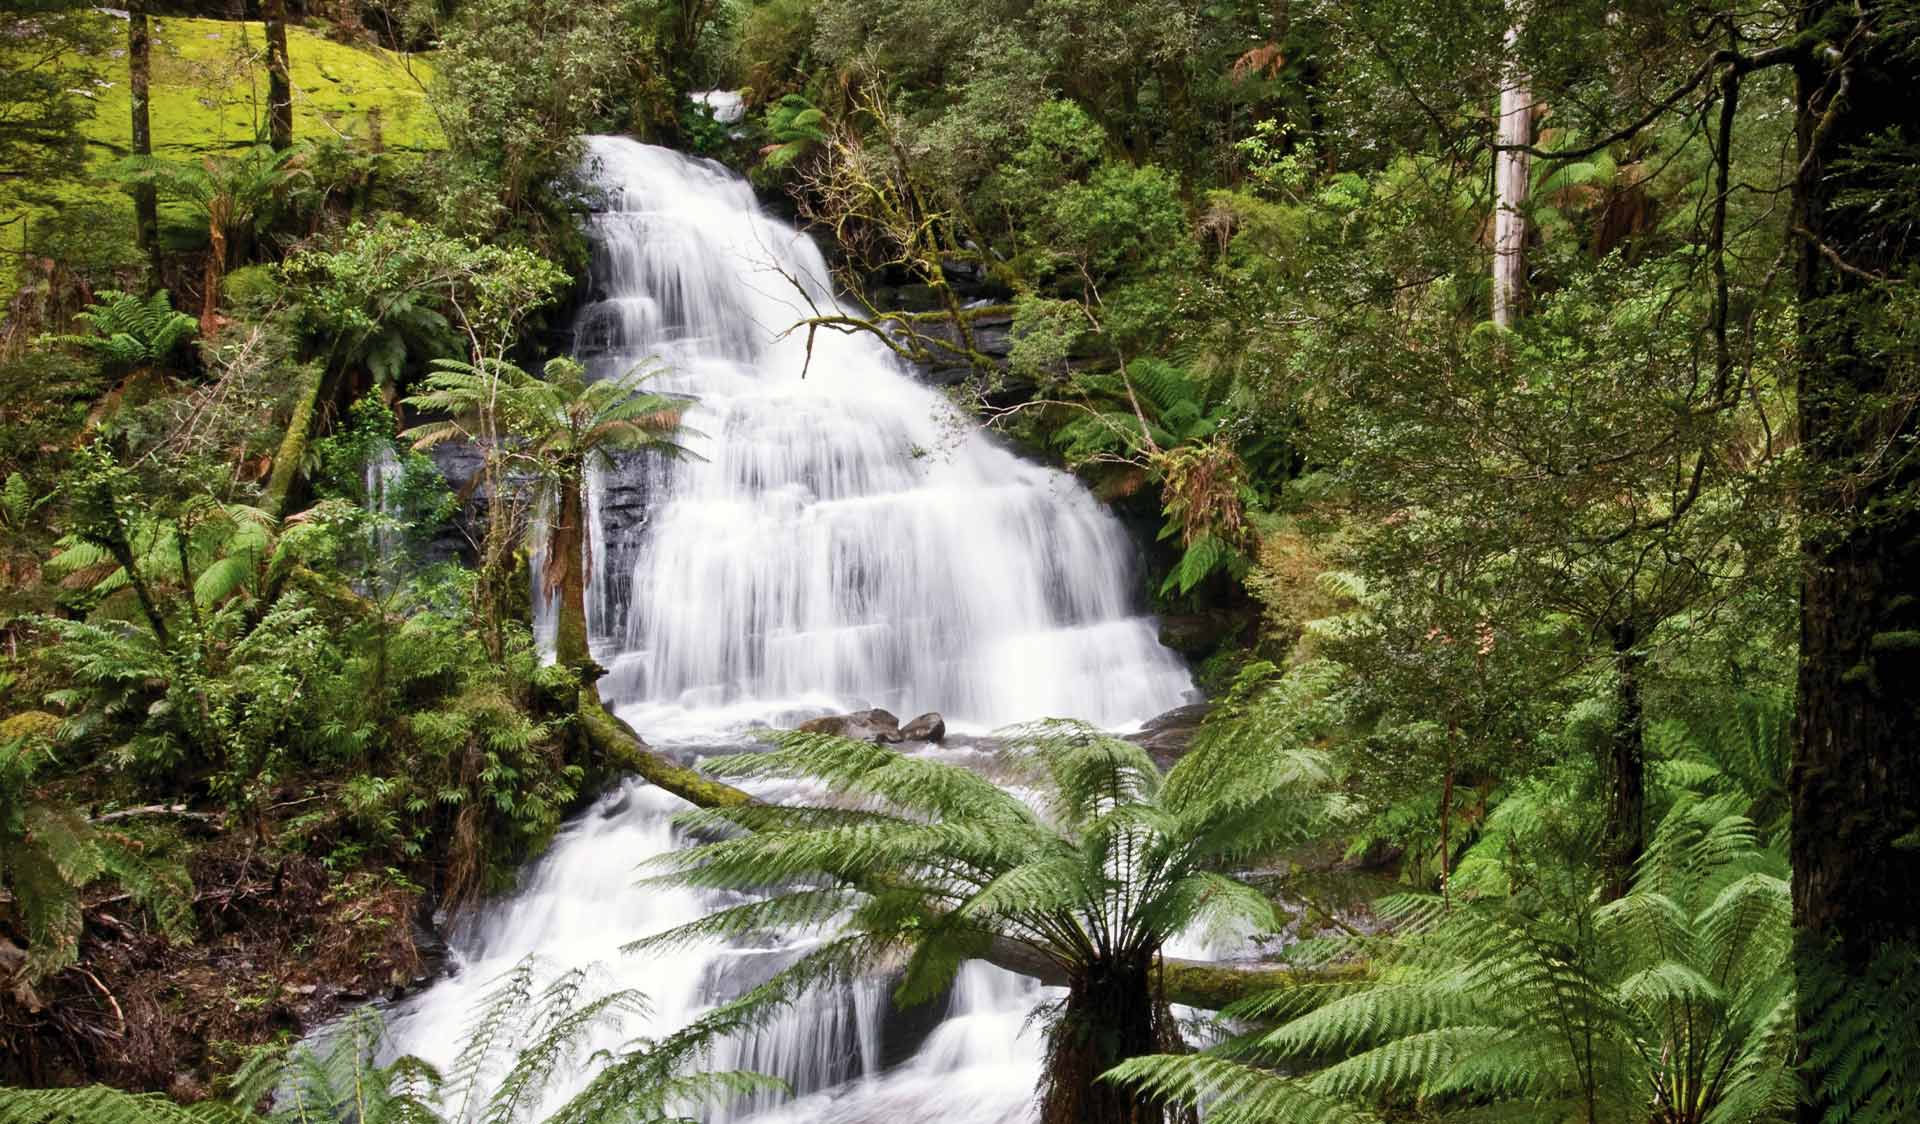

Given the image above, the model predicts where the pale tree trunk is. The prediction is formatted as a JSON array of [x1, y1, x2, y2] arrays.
[[1492, 19, 1530, 328], [265, 0, 293, 152]]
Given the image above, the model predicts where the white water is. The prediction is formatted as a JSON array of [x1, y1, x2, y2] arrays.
[[390, 137, 1198, 1122], [569, 136, 1192, 741]]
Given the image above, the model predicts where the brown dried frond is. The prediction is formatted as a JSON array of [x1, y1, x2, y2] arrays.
[[1231, 43, 1287, 82]]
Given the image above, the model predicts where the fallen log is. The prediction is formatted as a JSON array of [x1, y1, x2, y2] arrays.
[[575, 689, 1354, 1009], [577, 690, 754, 809]]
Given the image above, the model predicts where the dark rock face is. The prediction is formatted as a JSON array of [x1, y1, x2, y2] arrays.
[[797, 708, 905, 743], [1126, 702, 1214, 769], [899, 712, 947, 743]]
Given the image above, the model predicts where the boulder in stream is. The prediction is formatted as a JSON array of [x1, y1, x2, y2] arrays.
[[797, 708, 905, 743], [1126, 702, 1214, 768], [899, 712, 946, 743]]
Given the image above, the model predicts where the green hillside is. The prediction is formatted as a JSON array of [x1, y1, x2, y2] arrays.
[[2, 15, 437, 292]]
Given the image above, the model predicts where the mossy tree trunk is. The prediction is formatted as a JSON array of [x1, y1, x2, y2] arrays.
[[264, 0, 293, 152], [266, 366, 329, 517], [128, 0, 158, 275], [548, 468, 592, 672], [1789, 4, 1920, 1119]]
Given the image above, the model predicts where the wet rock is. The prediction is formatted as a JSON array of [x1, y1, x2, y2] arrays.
[[797, 708, 904, 743], [1126, 702, 1213, 768], [410, 898, 450, 983], [899, 712, 946, 743], [1156, 611, 1245, 655]]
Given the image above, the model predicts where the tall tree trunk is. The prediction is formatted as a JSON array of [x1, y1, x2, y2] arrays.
[[1492, 19, 1530, 328], [265, 0, 294, 152], [1789, 4, 1920, 1120], [549, 473, 592, 672], [128, 0, 158, 275], [1602, 625, 1645, 901]]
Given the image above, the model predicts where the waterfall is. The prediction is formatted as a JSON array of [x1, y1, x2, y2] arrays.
[[574, 136, 1193, 741], [384, 137, 1197, 1122]]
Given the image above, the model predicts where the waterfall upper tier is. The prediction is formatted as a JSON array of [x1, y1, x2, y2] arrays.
[[571, 136, 1193, 740]]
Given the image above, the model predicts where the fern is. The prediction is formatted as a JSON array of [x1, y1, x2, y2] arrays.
[[1, 956, 768, 1124], [1, 714, 193, 986], [1115, 798, 1794, 1124], [1800, 941, 1920, 1124], [638, 721, 1341, 1120], [42, 291, 197, 369]]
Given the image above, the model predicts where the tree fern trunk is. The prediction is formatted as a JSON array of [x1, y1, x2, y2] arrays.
[[1042, 951, 1172, 1124], [1789, 3, 1920, 1118], [550, 473, 592, 672]]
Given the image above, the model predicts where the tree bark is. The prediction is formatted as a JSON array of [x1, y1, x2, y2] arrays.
[[1789, 4, 1920, 1119], [128, 0, 158, 274], [264, 0, 293, 152], [1492, 20, 1530, 328], [1602, 625, 1646, 901]]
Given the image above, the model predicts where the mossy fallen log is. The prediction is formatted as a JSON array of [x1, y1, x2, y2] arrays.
[[576, 690, 754, 808], [1159, 957, 1363, 1011], [574, 690, 1353, 1009]]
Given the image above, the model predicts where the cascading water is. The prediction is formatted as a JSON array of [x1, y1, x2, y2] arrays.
[[571, 136, 1193, 741], [388, 136, 1198, 1121]]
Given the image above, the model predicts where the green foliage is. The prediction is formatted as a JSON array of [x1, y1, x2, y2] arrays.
[[1799, 941, 1920, 1124], [1114, 798, 1795, 1124], [759, 94, 829, 171], [113, 147, 307, 260], [419, 0, 646, 244], [41, 291, 197, 371], [0, 712, 192, 987], [282, 218, 567, 389], [1047, 358, 1283, 598], [639, 721, 1342, 1114], [32, 442, 579, 892], [0, 956, 776, 1124]]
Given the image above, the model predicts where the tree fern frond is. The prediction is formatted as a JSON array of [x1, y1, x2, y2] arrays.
[[1104, 1054, 1380, 1124]]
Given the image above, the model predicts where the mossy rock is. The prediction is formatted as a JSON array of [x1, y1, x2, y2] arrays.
[[0, 711, 62, 743]]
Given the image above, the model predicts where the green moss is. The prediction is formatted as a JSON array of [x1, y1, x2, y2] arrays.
[[1158, 957, 1364, 1011], [2, 15, 439, 299], [1869, 630, 1920, 653], [577, 691, 756, 809]]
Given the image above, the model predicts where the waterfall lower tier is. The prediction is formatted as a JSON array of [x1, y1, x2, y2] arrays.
[[397, 137, 1198, 1121], [386, 781, 1049, 1124]]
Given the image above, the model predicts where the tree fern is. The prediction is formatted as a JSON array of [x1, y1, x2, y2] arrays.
[[1114, 798, 1795, 1124], [637, 721, 1341, 1124]]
